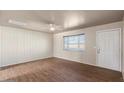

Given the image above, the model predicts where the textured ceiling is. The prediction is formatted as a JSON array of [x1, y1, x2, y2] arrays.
[[0, 10, 124, 33]]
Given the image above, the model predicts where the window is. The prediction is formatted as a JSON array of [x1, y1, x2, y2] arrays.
[[64, 34, 85, 51]]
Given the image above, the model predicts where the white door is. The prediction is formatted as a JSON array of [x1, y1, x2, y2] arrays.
[[96, 28, 121, 71]]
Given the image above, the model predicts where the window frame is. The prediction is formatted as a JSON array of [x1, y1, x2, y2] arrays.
[[63, 34, 85, 52]]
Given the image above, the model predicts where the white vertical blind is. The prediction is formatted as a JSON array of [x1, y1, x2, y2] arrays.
[[0, 26, 53, 67]]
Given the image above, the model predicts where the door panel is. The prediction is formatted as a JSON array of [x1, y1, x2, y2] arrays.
[[97, 29, 121, 71]]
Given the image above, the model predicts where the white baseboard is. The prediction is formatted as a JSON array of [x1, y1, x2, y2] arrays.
[[54, 56, 121, 72], [0, 56, 53, 68], [54, 56, 81, 62]]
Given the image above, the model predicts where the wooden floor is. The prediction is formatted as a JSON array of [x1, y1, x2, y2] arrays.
[[0, 57, 123, 82]]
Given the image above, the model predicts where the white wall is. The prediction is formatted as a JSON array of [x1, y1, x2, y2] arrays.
[[0, 21, 123, 69], [54, 21, 123, 66], [0, 26, 53, 67]]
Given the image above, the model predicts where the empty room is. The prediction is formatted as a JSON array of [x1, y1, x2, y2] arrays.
[[0, 10, 124, 82]]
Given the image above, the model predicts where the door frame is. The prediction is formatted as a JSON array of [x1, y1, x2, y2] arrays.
[[0, 28, 1, 68], [96, 28, 122, 71]]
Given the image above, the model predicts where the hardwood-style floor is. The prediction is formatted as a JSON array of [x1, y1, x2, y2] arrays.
[[0, 57, 123, 82]]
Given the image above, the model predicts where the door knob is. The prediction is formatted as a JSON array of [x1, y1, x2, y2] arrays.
[[97, 48, 100, 54]]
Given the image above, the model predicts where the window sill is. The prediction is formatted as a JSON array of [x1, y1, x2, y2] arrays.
[[64, 48, 84, 52]]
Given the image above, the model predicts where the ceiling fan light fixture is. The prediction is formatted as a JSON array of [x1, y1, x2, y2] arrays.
[[50, 27, 55, 31], [50, 24, 55, 31]]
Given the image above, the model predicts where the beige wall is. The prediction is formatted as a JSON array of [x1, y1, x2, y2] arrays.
[[0, 26, 53, 67], [54, 21, 123, 66]]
